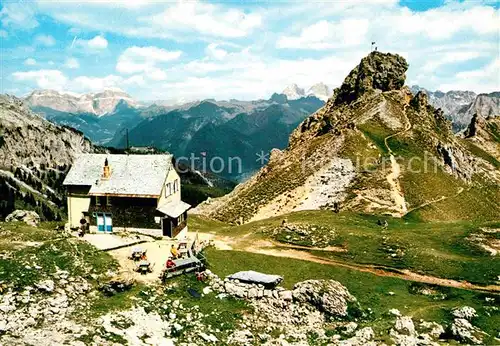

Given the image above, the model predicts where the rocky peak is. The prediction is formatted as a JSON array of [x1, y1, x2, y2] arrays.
[[282, 84, 305, 100], [334, 51, 408, 105], [307, 83, 331, 101], [269, 93, 288, 104], [410, 91, 429, 111]]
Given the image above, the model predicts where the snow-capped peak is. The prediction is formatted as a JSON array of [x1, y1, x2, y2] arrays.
[[307, 83, 331, 101], [282, 84, 305, 100], [281, 83, 331, 101]]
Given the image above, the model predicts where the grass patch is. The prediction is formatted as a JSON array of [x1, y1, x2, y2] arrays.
[[205, 248, 500, 343], [0, 222, 117, 288], [463, 141, 500, 169], [190, 211, 500, 286]]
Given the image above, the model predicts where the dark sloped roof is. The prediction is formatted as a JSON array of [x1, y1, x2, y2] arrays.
[[63, 154, 173, 196]]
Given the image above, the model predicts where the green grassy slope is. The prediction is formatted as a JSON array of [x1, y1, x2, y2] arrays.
[[190, 212, 500, 286], [206, 248, 500, 343]]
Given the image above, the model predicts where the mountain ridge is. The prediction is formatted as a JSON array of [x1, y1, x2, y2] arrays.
[[25, 88, 136, 116], [194, 51, 500, 223]]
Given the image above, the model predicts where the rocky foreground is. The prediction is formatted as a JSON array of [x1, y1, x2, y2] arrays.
[[0, 263, 497, 345]]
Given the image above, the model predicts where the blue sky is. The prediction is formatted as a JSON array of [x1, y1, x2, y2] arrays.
[[0, 0, 498, 102]]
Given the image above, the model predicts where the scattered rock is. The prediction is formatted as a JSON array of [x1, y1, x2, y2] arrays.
[[292, 280, 357, 317], [389, 308, 401, 316], [35, 280, 55, 293], [394, 316, 415, 336], [5, 210, 41, 227], [451, 318, 483, 345], [452, 306, 477, 320]]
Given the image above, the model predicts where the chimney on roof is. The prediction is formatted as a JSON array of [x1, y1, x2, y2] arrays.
[[102, 158, 111, 179]]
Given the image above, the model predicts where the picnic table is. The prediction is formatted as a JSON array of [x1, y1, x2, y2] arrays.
[[136, 260, 153, 274], [160, 255, 204, 282], [129, 247, 146, 261]]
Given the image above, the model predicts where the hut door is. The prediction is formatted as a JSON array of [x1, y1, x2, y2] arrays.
[[104, 213, 113, 233], [162, 217, 172, 237], [97, 213, 105, 232]]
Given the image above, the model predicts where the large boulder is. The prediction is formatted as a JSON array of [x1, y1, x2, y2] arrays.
[[334, 51, 408, 105], [5, 210, 40, 227], [292, 279, 357, 317]]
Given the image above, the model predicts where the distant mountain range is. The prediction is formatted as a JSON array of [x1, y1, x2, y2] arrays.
[[25, 88, 137, 116], [410, 86, 499, 131], [24, 88, 326, 180], [282, 82, 332, 101], [109, 94, 325, 180]]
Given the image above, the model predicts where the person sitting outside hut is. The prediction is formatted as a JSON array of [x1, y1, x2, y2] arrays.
[[170, 244, 180, 259], [79, 216, 87, 237], [165, 257, 176, 269]]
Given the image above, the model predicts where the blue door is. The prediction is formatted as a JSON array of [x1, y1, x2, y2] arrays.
[[104, 213, 113, 233], [96, 213, 105, 232]]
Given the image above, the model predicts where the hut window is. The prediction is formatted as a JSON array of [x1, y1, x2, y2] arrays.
[[165, 183, 172, 197], [95, 196, 101, 206], [106, 196, 112, 206]]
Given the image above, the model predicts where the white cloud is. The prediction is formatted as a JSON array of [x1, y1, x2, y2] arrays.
[[24, 58, 37, 66], [373, 4, 499, 40], [71, 74, 122, 92], [205, 44, 228, 60], [438, 58, 500, 93], [76, 35, 108, 51], [38, 1, 262, 40], [12, 70, 67, 90], [144, 2, 262, 38], [34, 34, 56, 47], [278, 19, 369, 50], [116, 46, 181, 78], [65, 57, 80, 69], [421, 51, 482, 72], [75, 0, 155, 8], [278, 4, 499, 51], [0, 2, 38, 30]]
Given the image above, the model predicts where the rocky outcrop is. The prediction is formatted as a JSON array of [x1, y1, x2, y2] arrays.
[[292, 279, 357, 317], [0, 271, 92, 345], [334, 51, 408, 105], [5, 210, 40, 227], [464, 113, 483, 138]]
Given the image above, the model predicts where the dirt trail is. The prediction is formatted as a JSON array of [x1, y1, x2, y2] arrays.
[[406, 187, 466, 214], [204, 233, 500, 294], [382, 102, 412, 216], [386, 154, 408, 215]]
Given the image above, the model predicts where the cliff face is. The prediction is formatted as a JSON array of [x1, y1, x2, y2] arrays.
[[455, 92, 500, 131], [0, 95, 95, 220], [194, 52, 500, 223]]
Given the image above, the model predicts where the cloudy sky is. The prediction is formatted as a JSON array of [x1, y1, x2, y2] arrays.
[[1, 0, 499, 102]]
